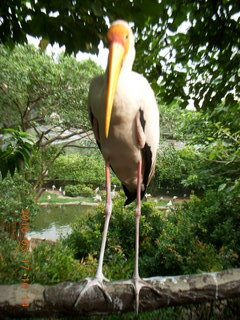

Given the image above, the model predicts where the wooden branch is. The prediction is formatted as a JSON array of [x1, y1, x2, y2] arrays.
[[0, 269, 240, 318]]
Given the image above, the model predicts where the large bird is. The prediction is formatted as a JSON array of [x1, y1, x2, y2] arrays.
[[75, 20, 160, 313]]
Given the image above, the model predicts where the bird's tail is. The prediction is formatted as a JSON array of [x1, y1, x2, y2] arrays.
[[122, 184, 146, 206]]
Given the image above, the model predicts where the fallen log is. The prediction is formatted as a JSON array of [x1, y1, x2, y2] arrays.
[[0, 268, 239, 318]]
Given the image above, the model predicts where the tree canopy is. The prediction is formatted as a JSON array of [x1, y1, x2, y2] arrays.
[[0, 44, 101, 132], [0, 44, 101, 191], [1, 0, 239, 108]]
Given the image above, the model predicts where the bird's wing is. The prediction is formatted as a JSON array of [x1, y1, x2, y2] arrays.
[[123, 108, 155, 206]]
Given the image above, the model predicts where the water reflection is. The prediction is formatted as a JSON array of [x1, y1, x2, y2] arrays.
[[27, 205, 96, 241]]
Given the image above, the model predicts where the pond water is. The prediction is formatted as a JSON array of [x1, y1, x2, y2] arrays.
[[27, 205, 96, 241]]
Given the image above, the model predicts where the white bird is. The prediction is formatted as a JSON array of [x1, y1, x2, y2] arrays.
[[144, 193, 151, 200], [94, 193, 102, 202], [111, 184, 117, 198], [94, 187, 102, 202], [59, 186, 62, 193], [75, 20, 160, 312], [95, 187, 100, 193], [52, 185, 56, 191], [172, 196, 178, 200], [63, 190, 66, 196], [166, 200, 173, 207], [47, 195, 51, 200]]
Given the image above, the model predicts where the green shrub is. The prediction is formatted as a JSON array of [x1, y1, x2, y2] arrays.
[[2, 188, 239, 286], [0, 235, 28, 284], [63, 191, 240, 280], [29, 241, 97, 284], [153, 142, 194, 193], [0, 174, 38, 225], [65, 184, 94, 197], [48, 153, 120, 187]]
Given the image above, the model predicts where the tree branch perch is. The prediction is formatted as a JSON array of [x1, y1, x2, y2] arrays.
[[0, 268, 240, 318]]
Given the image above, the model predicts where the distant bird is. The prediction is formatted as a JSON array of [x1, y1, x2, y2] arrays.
[[172, 196, 178, 200], [63, 190, 66, 196], [144, 193, 151, 200], [95, 187, 100, 193], [94, 193, 102, 202], [111, 184, 117, 199], [94, 187, 102, 202], [59, 186, 62, 193], [75, 20, 159, 313], [52, 185, 56, 191], [166, 200, 173, 207], [47, 195, 51, 200]]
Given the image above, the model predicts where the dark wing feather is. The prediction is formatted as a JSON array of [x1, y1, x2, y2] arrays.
[[123, 109, 153, 206]]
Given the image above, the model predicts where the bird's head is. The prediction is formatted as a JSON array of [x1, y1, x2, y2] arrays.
[[105, 20, 134, 138]]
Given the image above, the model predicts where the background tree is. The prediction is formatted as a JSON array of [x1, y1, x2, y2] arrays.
[[0, 44, 101, 195], [1, 0, 239, 108]]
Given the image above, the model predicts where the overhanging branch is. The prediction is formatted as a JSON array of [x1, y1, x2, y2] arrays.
[[0, 268, 239, 318]]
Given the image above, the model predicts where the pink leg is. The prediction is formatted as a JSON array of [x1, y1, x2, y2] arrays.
[[95, 159, 112, 279], [133, 161, 160, 314], [133, 161, 142, 312], [74, 160, 112, 307], [134, 160, 142, 280]]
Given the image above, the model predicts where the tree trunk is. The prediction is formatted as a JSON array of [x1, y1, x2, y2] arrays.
[[0, 268, 239, 318]]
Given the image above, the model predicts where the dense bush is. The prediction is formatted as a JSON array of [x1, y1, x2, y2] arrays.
[[152, 142, 195, 193], [29, 241, 97, 284], [0, 234, 28, 284], [63, 191, 239, 280], [0, 235, 97, 285], [65, 184, 94, 197], [1, 187, 239, 285], [0, 174, 38, 225], [48, 153, 120, 187]]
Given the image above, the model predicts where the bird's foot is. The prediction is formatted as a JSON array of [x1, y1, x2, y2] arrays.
[[133, 276, 161, 315], [74, 275, 112, 307]]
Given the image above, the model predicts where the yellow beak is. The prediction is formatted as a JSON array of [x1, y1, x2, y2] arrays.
[[105, 42, 125, 138]]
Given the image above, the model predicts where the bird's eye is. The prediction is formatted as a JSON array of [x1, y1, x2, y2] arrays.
[[125, 34, 129, 40]]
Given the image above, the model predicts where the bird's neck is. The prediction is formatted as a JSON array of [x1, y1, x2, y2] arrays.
[[122, 47, 135, 72]]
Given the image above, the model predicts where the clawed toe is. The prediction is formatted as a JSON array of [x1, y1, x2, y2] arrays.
[[74, 277, 112, 307], [133, 277, 160, 314]]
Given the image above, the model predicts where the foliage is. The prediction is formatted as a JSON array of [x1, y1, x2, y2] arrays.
[[0, 234, 29, 284], [0, 174, 38, 225], [48, 153, 119, 187], [29, 241, 97, 284], [180, 102, 240, 192], [153, 142, 194, 192], [65, 184, 94, 197], [63, 196, 237, 280], [1, 189, 239, 289], [0, 235, 97, 285], [0, 44, 102, 194], [0, 44, 101, 131], [1, 1, 239, 109], [135, 0, 240, 109], [0, 128, 34, 178], [159, 102, 185, 139], [182, 189, 240, 268]]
